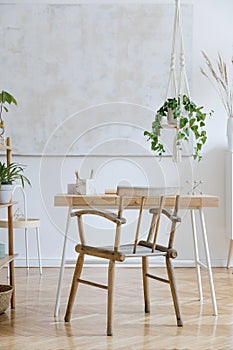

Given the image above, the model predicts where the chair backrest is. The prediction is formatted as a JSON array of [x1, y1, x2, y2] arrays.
[[72, 186, 180, 256], [116, 186, 180, 253]]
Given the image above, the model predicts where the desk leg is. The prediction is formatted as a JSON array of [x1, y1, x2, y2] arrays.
[[199, 208, 218, 316], [190, 209, 203, 302], [54, 207, 72, 317]]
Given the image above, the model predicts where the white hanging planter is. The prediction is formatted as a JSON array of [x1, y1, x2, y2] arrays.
[[227, 117, 233, 152], [167, 108, 178, 125], [0, 183, 14, 204]]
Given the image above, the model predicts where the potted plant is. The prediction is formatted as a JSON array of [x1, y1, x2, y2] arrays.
[[0, 91, 17, 138], [144, 94, 213, 161], [0, 162, 31, 204]]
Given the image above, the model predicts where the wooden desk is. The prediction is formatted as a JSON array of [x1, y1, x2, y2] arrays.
[[54, 193, 219, 317], [54, 193, 219, 210]]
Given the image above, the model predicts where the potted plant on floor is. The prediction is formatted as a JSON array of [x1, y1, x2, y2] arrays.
[[0, 162, 31, 204], [144, 94, 213, 161], [0, 91, 17, 140]]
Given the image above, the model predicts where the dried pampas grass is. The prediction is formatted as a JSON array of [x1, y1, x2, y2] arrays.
[[201, 51, 233, 118]]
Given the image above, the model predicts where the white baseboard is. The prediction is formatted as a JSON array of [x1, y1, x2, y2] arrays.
[[13, 257, 229, 268]]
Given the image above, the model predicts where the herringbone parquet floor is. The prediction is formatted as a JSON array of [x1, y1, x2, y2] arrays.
[[0, 266, 232, 350]]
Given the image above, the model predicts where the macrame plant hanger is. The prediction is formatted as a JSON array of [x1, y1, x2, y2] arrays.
[[166, 0, 190, 162]]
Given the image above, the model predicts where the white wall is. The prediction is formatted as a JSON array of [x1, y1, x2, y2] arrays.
[[0, 0, 232, 267]]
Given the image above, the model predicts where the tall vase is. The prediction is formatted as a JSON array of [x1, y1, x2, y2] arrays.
[[227, 117, 233, 152]]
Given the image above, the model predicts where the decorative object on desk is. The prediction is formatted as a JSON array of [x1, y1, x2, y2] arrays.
[[75, 170, 79, 181], [144, 0, 213, 162], [67, 184, 77, 194], [76, 179, 95, 195], [201, 51, 233, 151], [0, 91, 17, 140], [186, 179, 203, 195], [0, 284, 13, 314], [0, 162, 31, 204], [75, 168, 95, 195], [0, 243, 5, 258]]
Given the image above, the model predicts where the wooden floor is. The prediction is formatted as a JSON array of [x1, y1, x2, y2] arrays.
[[0, 266, 232, 349]]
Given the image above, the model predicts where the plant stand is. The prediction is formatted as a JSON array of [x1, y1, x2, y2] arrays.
[[0, 137, 18, 309]]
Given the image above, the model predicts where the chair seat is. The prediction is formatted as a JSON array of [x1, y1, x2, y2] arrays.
[[115, 244, 167, 258], [0, 218, 40, 229]]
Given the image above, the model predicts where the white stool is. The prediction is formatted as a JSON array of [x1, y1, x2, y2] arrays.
[[0, 185, 42, 274], [0, 217, 42, 274]]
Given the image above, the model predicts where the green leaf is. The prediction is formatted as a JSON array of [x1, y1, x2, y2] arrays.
[[0, 162, 31, 188], [189, 118, 196, 127], [180, 118, 188, 128], [202, 136, 207, 144]]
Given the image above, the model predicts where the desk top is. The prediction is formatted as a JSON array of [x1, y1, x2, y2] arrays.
[[54, 194, 219, 209]]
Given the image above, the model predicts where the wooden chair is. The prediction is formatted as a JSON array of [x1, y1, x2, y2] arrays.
[[64, 186, 183, 335]]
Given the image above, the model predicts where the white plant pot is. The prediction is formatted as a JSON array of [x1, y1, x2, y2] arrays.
[[167, 108, 178, 125], [0, 184, 14, 204], [227, 117, 233, 152]]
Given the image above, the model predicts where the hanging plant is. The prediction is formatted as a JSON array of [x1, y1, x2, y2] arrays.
[[144, 95, 213, 161]]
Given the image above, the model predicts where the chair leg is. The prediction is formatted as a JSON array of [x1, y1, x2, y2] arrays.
[[166, 257, 183, 327], [24, 228, 29, 271], [142, 256, 150, 313], [107, 260, 115, 336], [64, 253, 84, 322], [36, 227, 42, 275]]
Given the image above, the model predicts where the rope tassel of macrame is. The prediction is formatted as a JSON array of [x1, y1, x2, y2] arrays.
[[166, 0, 190, 163]]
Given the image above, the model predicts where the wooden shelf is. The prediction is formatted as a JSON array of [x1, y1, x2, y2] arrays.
[[0, 201, 17, 209], [161, 123, 178, 129], [161, 123, 190, 130], [0, 144, 17, 152], [0, 254, 18, 269]]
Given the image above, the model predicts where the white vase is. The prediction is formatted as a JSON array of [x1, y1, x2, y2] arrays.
[[227, 117, 233, 152]]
